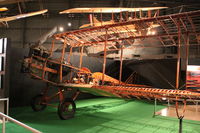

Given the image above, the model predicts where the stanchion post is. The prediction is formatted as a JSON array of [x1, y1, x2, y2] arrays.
[[196, 101, 198, 112], [179, 117, 183, 133], [2, 117, 5, 133], [167, 99, 170, 107], [153, 98, 157, 117]]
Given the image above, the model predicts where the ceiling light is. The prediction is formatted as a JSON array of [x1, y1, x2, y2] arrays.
[[59, 26, 64, 32], [151, 31, 156, 35], [68, 22, 72, 27]]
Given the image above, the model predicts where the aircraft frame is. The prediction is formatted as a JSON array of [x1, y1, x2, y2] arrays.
[[22, 9, 200, 121]]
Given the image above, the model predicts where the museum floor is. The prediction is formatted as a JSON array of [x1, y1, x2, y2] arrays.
[[2, 98, 200, 133]]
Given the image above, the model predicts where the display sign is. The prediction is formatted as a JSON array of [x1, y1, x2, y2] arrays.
[[187, 65, 200, 91]]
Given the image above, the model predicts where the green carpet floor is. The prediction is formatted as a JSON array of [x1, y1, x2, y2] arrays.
[[2, 98, 200, 133]]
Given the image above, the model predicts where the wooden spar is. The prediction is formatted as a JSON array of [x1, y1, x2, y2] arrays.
[[79, 46, 84, 68], [59, 39, 67, 82], [119, 45, 123, 84], [102, 29, 108, 85]]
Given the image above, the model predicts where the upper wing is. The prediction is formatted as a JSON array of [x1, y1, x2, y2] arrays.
[[54, 10, 200, 49], [0, 9, 48, 22], [60, 7, 168, 14]]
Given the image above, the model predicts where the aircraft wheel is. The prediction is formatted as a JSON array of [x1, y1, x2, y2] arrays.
[[57, 98, 76, 120], [31, 94, 47, 111]]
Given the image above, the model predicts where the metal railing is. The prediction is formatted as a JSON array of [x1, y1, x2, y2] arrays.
[[0, 112, 42, 133], [0, 98, 9, 116], [0, 98, 42, 133]]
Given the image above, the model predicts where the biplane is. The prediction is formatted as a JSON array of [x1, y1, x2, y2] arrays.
[[22, 7, 200, 121], [0, 7, 48, 27]]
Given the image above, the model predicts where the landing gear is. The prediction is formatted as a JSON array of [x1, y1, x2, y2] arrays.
[[31, 86, 80, 120], [57, 98, 76, 120], [31, 94, 47, 111]]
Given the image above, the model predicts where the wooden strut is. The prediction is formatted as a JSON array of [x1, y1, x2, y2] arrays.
[[102, 29, 108, 85], [42, 60, 48, 80], [40, 85, 66, 105], [58, 88, 64, 102], [119, 44, 123, 84], [112, 12, 114, 22], [78, 46, 84, 82], [59, 39, 67, 82], [67, 46, 73, 63], [175, 19, 186, 131], [79, 46, 84, 68], [184, 33, 189, 89], [68, 47, 73, 81], [17, 2, 22, 14], [120, 11, 122, 23], [101, 10, 103, 26], [50, 39, 55, 57], [72, 90, 80, 101]]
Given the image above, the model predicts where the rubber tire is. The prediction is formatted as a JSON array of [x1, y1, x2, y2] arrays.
[[57, 98, 76, 120], [31, 94, 47, 112]]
